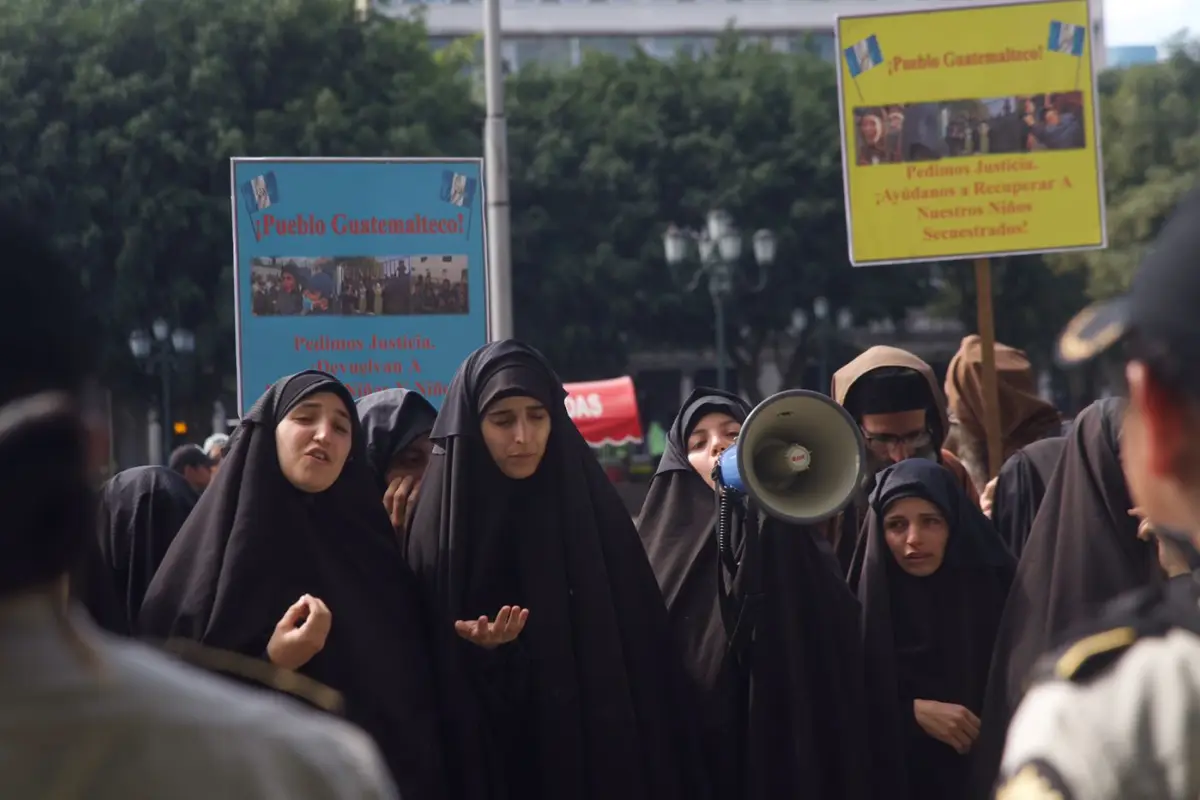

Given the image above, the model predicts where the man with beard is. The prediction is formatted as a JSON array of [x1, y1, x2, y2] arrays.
[[943, 334, 1063, 496], [822, 346, 978, 572], [995, 188, 1200, 799]]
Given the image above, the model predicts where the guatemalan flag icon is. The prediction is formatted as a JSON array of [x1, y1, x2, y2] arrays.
[[242, 172, 280, 212], [1047, 20, 1086, 57], [241, 171, 280, 241], [844, 35, 883, 78]]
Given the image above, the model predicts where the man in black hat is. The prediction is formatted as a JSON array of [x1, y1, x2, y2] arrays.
[[994, 189, 1200, 799], [0, 211, 397, 798]]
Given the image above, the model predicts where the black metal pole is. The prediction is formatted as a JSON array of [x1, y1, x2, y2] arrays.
[[713, 289, 727, 391], [160, 353, 172, 465]]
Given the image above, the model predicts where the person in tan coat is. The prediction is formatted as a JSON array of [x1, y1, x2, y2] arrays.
[[822, 346, 979, 573]]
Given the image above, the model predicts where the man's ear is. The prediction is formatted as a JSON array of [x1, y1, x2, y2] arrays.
[[1128, 361, 1187, 477]]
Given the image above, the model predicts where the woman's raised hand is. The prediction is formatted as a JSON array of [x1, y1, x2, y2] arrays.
[[267, 594, 332, 671], [454, 605, 529, 650]]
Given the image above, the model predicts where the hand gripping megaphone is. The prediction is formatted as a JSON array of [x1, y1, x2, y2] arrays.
[[713, 389, 866, 525]]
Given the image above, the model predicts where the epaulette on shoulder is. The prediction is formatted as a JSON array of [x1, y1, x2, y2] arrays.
[[159, 638, 345, 714], [1032, 626, 1139, 686]]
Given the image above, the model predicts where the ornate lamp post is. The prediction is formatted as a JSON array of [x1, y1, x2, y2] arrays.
[[662, 211, 777, 391], [129, 318, 195, 464]]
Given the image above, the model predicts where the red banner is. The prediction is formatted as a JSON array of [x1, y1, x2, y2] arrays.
[[563, 376, 643, 447]]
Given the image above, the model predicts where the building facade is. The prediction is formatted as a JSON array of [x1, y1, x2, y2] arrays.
[[375, 0, 1107, 72], [1107, 45, 1159, 68]]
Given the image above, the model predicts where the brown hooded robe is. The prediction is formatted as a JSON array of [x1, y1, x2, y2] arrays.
[[823, 346, 979, 572], [943, 335, 1062, 489]]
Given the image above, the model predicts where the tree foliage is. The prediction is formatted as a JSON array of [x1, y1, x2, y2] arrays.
[[1049, 38, 1200, 298], [505, 36, 929, 395], [0, 0, 479, 402]]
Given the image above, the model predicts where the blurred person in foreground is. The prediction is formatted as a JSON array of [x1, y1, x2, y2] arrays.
[[995, 188, 1200, 799], [0, 212, 397, 799]]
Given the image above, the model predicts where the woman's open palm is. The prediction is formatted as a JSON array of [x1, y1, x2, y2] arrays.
[[455, 605, 529, 650]]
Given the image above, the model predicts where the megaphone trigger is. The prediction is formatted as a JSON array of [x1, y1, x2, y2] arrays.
[[712, 390, 866, 526]]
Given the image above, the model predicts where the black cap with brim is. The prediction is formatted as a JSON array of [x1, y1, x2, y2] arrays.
[[1056, 296, 1130, 366], [1057, 185, 1200, 367]]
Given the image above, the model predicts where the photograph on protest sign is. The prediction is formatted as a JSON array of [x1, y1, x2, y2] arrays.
[[250, 255, 470, 317], [853, 92, 1087, 167], [834, 0, 1105, 267], [231, 157, 488, 413]]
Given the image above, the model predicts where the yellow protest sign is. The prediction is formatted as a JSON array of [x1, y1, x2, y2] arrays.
[[835, 0, 1105, 266]]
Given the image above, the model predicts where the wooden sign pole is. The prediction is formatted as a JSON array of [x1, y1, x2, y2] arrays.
[[974, 257, 1005, 479]]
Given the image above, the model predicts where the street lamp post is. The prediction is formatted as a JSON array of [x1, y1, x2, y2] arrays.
[[662, 211, 776, 391], [812, 298, 856, 392], [129, 318, 195, 464]]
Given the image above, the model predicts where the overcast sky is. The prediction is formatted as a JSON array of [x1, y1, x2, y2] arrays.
[[1105, 0, 1198, 47]]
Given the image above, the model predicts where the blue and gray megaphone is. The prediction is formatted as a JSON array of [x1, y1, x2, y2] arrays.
[[714, 389, 867, 525]]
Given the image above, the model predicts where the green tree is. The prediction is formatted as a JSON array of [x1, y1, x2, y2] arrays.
[[1049, 37, 1200, 298], [0, 0, 479, 404], [928, 255, 1089, 368], [505, 35, 929, 396]]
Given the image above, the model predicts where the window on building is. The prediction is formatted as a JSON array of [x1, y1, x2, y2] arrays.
[[785, 31, 836, 62], [511, 37, 574, 69], [638, 36, 717, 60], [579, 36, 638, 59]]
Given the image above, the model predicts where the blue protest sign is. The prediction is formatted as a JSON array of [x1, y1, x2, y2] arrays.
[[231, 158, 489, 414]]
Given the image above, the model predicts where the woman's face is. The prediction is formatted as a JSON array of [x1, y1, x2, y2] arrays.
[[480, 395, 551, 479], [883, 496, 949, 577], [384, 433, 434, 485], [686, 412, 742, 490], [275, 391, 353, 493]]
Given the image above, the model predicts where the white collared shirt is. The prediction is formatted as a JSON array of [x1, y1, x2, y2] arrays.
[[0, 594, 398, 799]]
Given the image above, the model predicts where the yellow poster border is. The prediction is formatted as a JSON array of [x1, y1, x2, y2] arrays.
[[833, 0, 1108, 267]]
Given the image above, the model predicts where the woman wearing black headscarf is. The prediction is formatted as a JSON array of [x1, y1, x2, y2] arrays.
[[139, 371, 447, 799], [852, 459, 1014, 800], [405, 340, 703, 800], [987, 436, 1065, 559], [89, 466, 198, 634], [357, 388, 438, 534], [636, 387, 900, 800], [968, 397, 1160, 794]]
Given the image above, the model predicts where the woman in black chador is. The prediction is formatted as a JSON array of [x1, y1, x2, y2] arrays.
[[89, 466, 199, 635], [139, 371, 447, 798], [405, 340, 704, 800], [851, 459, 1014, 800], [969, 397, 1160, 793], [357, 388, 438, 536], [636, 387, 903, 800]]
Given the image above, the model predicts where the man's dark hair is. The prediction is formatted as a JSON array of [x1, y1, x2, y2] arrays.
[[169, 444, 214, 473], [0, 211, 94, 597], [1121, 328, 1200, 402]]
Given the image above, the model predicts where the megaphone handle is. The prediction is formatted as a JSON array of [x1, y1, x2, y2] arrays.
[[723, 507, 765, 667], [715, 487, 738, 573]]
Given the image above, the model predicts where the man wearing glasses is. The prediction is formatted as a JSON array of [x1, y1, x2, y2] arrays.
[[820, 346, 979, 571]]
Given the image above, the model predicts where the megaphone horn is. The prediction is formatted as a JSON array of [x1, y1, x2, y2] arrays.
[[714, 389, 866, 525]]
